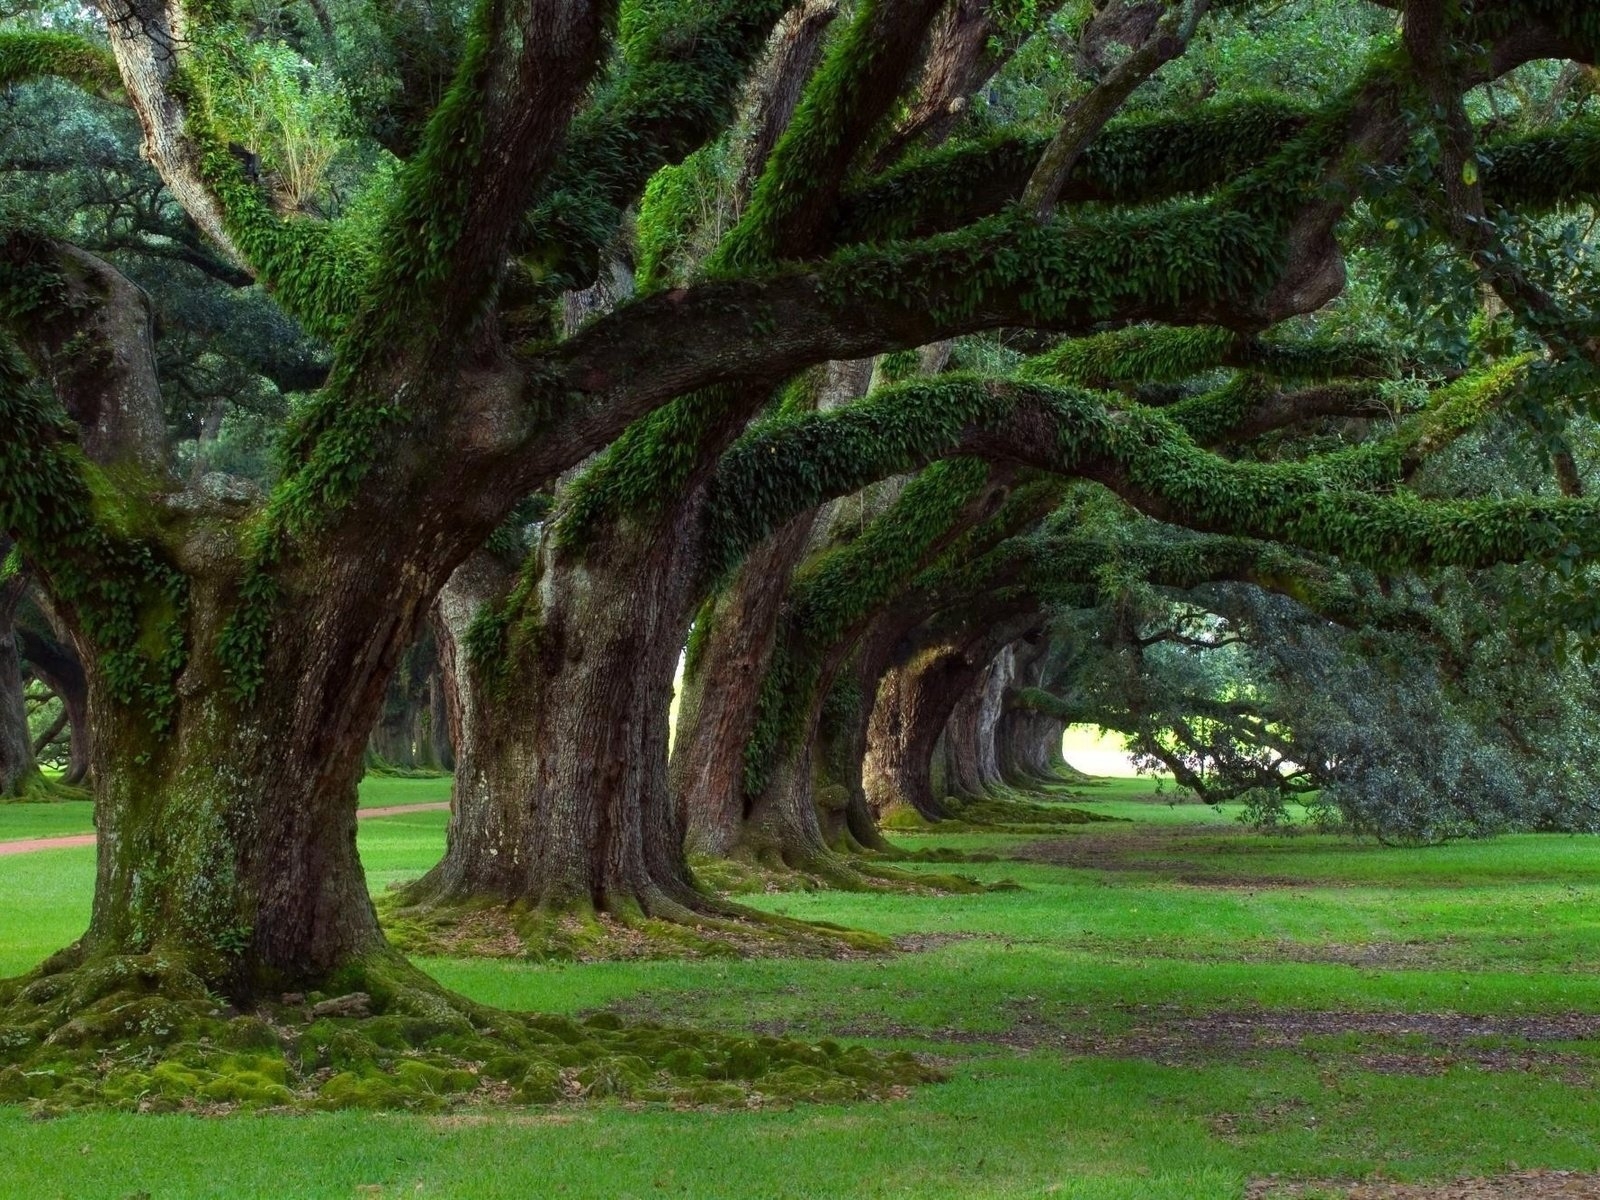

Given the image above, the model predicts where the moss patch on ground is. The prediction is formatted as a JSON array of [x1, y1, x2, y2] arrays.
[[0, 945, 938, 1115], [377, 891, 898, 962]]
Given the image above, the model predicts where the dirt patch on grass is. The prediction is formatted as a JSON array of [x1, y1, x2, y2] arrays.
[[1047, 1004, 1600, 1079], [1066, 932, 1475, 972], [1012, 824, 1312, 889], [1246, 1170, 1600, 1198], [602, 992, 1600, 1079]]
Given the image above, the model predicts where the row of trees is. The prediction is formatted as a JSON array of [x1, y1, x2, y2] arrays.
[[2, 0, 1600, 1102]]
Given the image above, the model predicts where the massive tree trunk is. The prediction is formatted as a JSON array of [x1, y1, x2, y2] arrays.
[[673, 359, 879, 858], [0, 569, 36, 799], [941, 647, 1011, 798], [864, 616, 1043, 822], [675, 516, 819, 856], [67, 562, 418, 998], [863, 644, 973, 823], [406, 508, 705, 920], [999, 638, 1084, 786], [997, 704, 1069, 785], [813, 662, 894, 852]]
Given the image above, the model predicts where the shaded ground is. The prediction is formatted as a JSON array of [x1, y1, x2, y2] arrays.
[[1050, 1004, 1600, 1080], [4, 775, 1599, 1197], [616, 988, 1600, 1085], [1012, 820, 1312, 888], [1246, 1170, 1600, 1198]]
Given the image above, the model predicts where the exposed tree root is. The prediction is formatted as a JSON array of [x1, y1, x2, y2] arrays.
[[0, 773, 89, 804], [885, 787, 1127, 834], [378, 889, 896, 961], [692, 851, 1003, 897], [0, 944, 940, 1113]]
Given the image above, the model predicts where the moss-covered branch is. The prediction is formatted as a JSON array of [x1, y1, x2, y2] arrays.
[[0, 30, 121, 98], [0, 335, 186, 735], [714, 0, 946, 270], [833, 94, 1315, 245], [513, 0, 793, 297], [1019, 324, 1397, 390], [704, 359, 1545, 580]]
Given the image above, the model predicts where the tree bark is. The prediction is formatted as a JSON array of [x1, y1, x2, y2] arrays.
[[864, 614, 1043, 821], [71, 562, 408, 998], [941, 647, 1011, 798], [408, 510, 705, 918], [675, 515, 818, 856], [673, 359, 879, 857], [864, 644, 972, 822], [0, 570, 36, 799], [813, 664, 894, 852], [996, 638, 1069, 786]]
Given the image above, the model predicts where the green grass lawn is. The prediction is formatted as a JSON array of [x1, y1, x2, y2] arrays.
[[2, 776, 1598, 1199], [0, 774, 452, 843]]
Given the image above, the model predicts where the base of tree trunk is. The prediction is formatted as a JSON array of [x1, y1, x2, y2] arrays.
[[0, 942, 938, 1112], [378, 885, 897, 961], [0, 770, 89, 804], [697, 847, 994, 898], [937, 786, 1124, 830]]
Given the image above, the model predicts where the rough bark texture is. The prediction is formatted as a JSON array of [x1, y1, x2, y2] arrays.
[[996, 639, 1069, 784], [942, 646, 1012, 798], [0, 571, 35, 798], [865, 614, 1042, 821], [409, 509, 705, 918], [675, 361, 877, 856], [738, 730, 840, 872], [864, 644, 971, 822], [734, 1, 841, 205], [676, 515, 818, 856], [813, 664, 894, 852], [79, 580, 396, 996]]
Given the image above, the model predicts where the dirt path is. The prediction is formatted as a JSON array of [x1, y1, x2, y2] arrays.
[[0, 801, 450, 857], [1246, 1170, 1600, 1198]]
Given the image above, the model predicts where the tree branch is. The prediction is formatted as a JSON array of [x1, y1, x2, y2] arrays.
[[1022, 0, 1209, 221]]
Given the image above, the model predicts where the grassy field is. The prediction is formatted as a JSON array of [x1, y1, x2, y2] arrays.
[[0, 775, 453, 845], [2, 777, 1598, 1199]]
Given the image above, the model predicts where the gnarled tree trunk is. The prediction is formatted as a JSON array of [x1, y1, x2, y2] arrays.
[[0, 569, 36, 799], [941, 646, 1012, 798], [863, 644, 972, 823], [675, 516, 819, 856], [864, 615, 1043, 822], [407, 511, 704, 919]]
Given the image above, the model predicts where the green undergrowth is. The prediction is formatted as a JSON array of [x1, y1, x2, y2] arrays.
[[0, 946, 936, 1116], [376, 891, 895, 963], [361, 762, 451, 781]]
